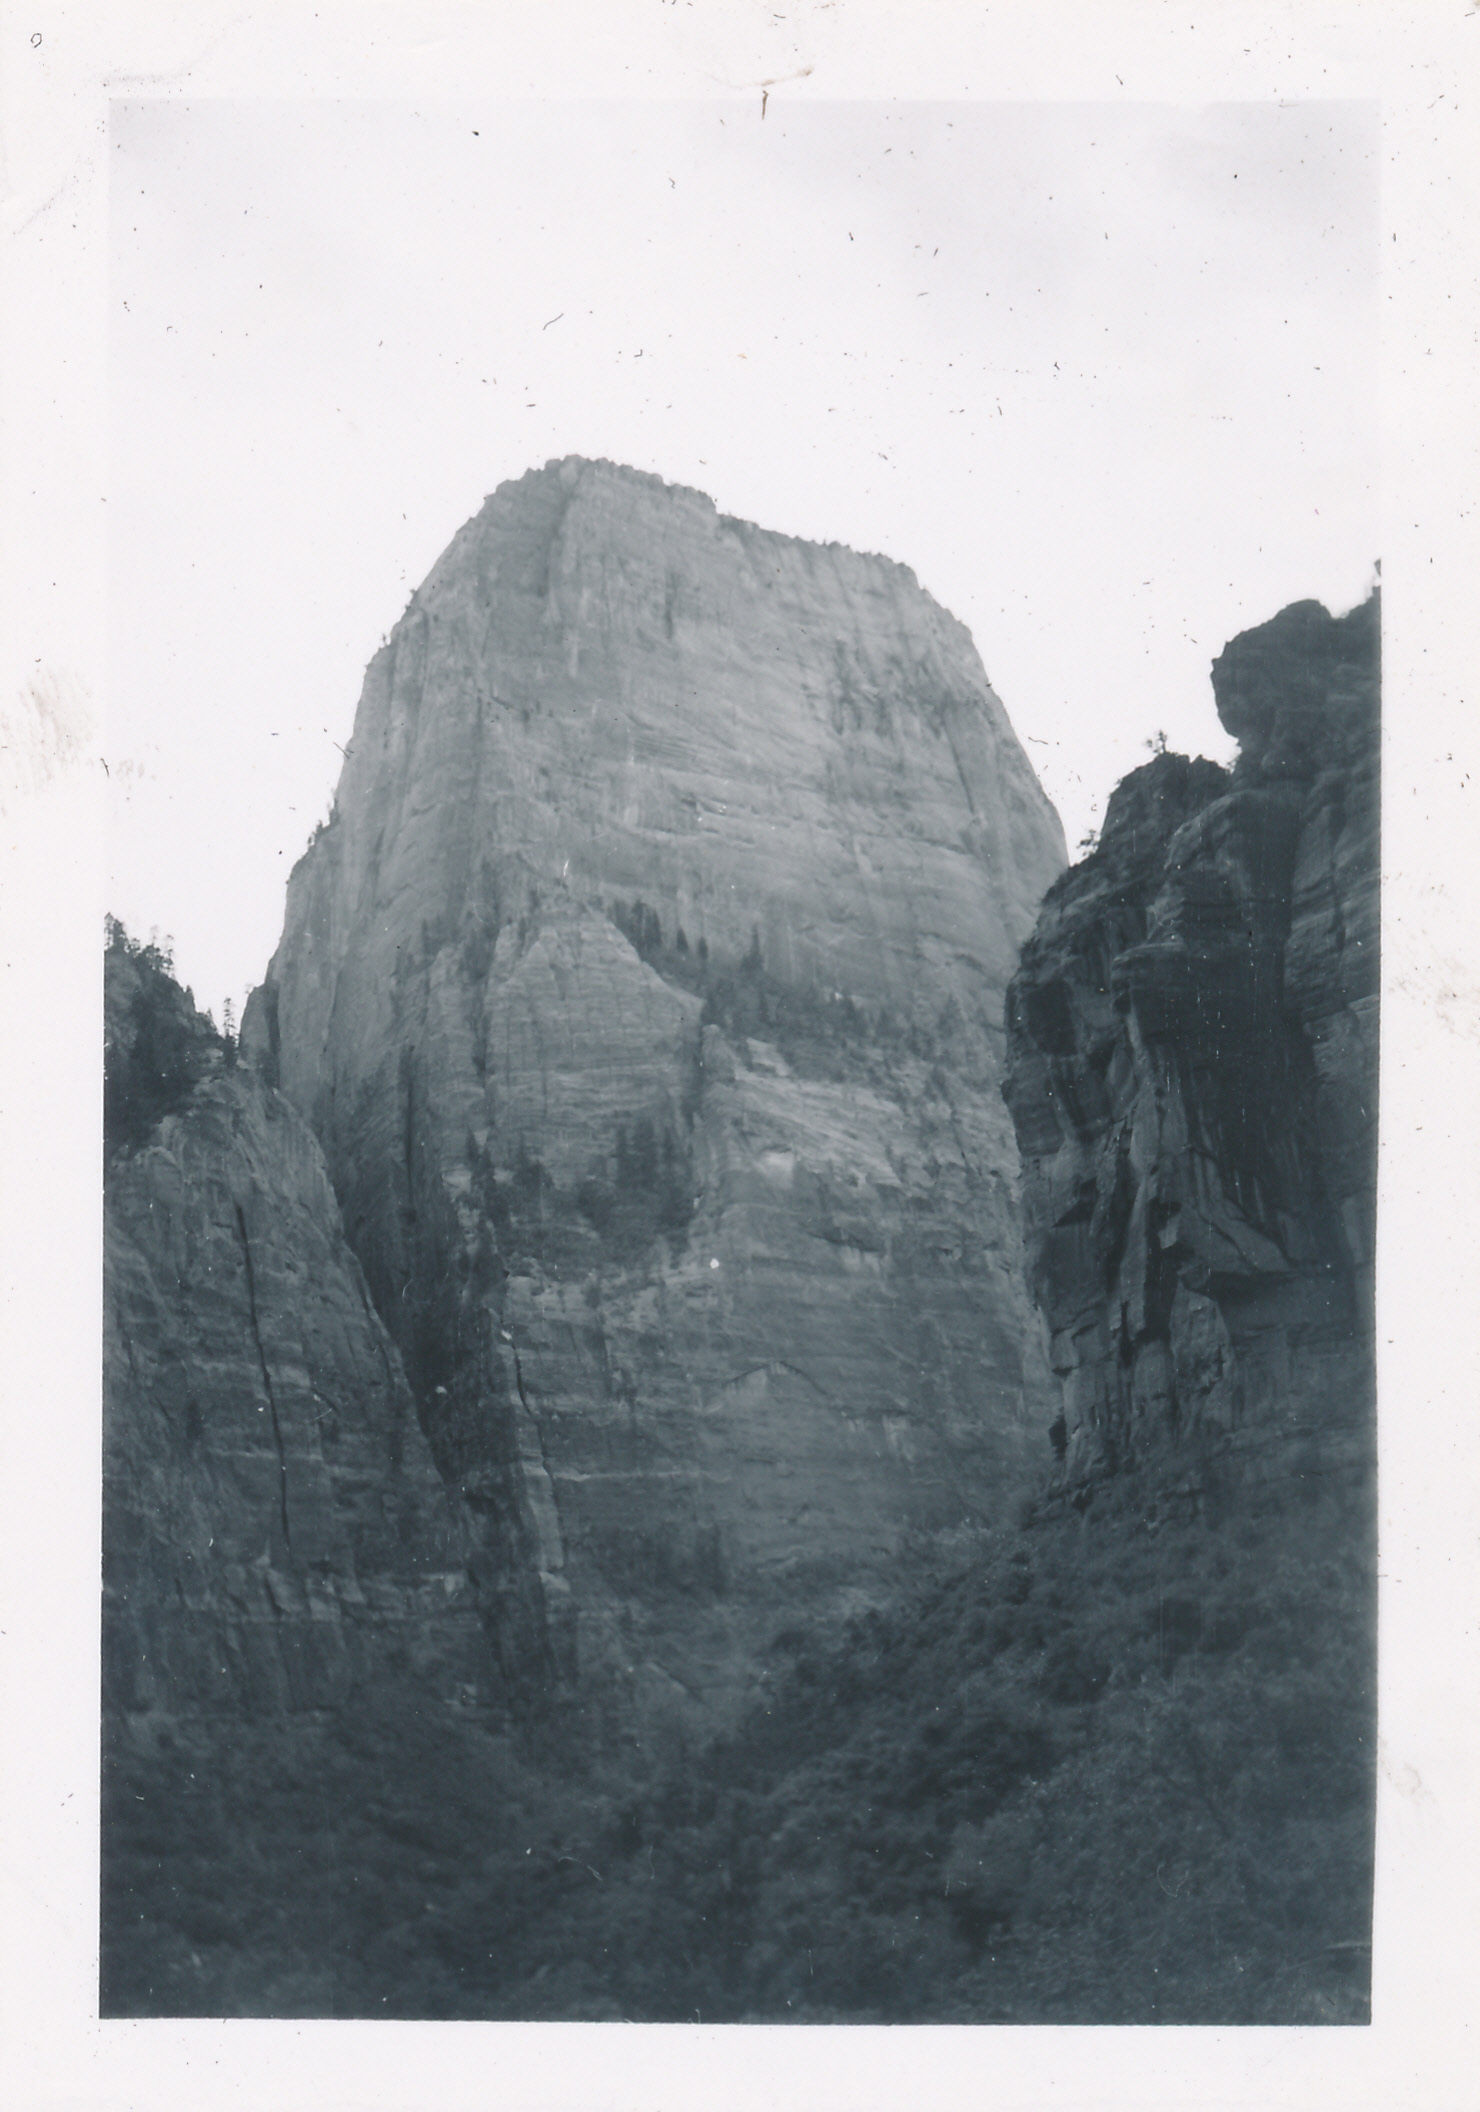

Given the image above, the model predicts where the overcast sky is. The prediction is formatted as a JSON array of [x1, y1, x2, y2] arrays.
[[106, 97, 1378, 1023]]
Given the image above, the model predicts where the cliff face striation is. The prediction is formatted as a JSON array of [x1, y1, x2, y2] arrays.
[[243, 457, 1066, 1723], [1003, 594, 1378, 1497], [104, 934, 487, 1726]]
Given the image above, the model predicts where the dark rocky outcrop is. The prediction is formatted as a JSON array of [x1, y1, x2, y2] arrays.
[[103, 943, 489, 1727], [1003, 593, 1378, 1497], [104, 920, 223, 1154], [242, 458, 1067, 1727]]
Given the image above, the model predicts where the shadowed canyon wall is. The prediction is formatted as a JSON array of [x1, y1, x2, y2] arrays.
[[1002, 593, 1378, 1500], [240, 457, 1066, 1724], [104, 935, 489, 1722]]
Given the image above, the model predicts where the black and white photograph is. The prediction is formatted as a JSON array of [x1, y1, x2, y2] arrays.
[[3, 4, 1477, 2108]]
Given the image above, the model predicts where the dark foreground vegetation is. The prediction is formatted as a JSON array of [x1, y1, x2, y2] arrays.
[[102, 1471, 1373, 2023]]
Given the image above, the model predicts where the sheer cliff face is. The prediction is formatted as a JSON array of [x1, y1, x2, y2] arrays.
[[105, 1068, 489, 1721], [247, 458, 1066, 1719], [1003, 594, 1378, 1495]]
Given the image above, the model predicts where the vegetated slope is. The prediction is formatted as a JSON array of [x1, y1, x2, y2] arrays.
[[101, 1483, 1372, 2022], [244, 457, 1067, 1729]]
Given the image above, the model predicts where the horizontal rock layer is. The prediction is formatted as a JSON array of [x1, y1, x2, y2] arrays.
[[1003, 594, 1379, 1495], [246, 458, 1066, 1722]]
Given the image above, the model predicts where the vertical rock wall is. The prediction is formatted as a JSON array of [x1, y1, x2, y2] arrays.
[[245, 458, 1067, 1724], [1003, 594, 1379, 1496], [105, 1067, 489, 1722]]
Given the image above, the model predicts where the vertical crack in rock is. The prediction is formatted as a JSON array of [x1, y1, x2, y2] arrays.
[[402, 1049, 417, 1221], [113, 1302, 140, 1386], [233, 1201, 293, 1555], [938, 713, 981, 820], [510, 1341, 568, 1559], [354, 1264, 407, 1468]]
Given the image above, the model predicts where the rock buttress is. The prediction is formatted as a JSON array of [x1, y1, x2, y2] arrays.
[[1002, 593, 1378, 1495], [104, 1062, 493, 1723]]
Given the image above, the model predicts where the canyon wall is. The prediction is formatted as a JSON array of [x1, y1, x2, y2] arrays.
[[1002, 594, 1379, 1498], [243, 457, 1066, 1723], [104, 942, 488, 1722]]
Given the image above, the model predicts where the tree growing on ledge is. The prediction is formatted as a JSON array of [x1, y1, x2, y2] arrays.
[[104, 917, 225, 1157]]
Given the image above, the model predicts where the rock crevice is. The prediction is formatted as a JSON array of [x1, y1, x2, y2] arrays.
[[232, 1201, 293, 1555]]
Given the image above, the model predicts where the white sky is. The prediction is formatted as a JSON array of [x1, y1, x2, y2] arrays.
[[106, 97, 1378, 1024]]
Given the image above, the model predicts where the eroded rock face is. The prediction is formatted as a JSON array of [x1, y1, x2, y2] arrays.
[[245, 457, 1066, 1722], [104, 1066, 489, 1721], [1003, 594, 1378, 1496]]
